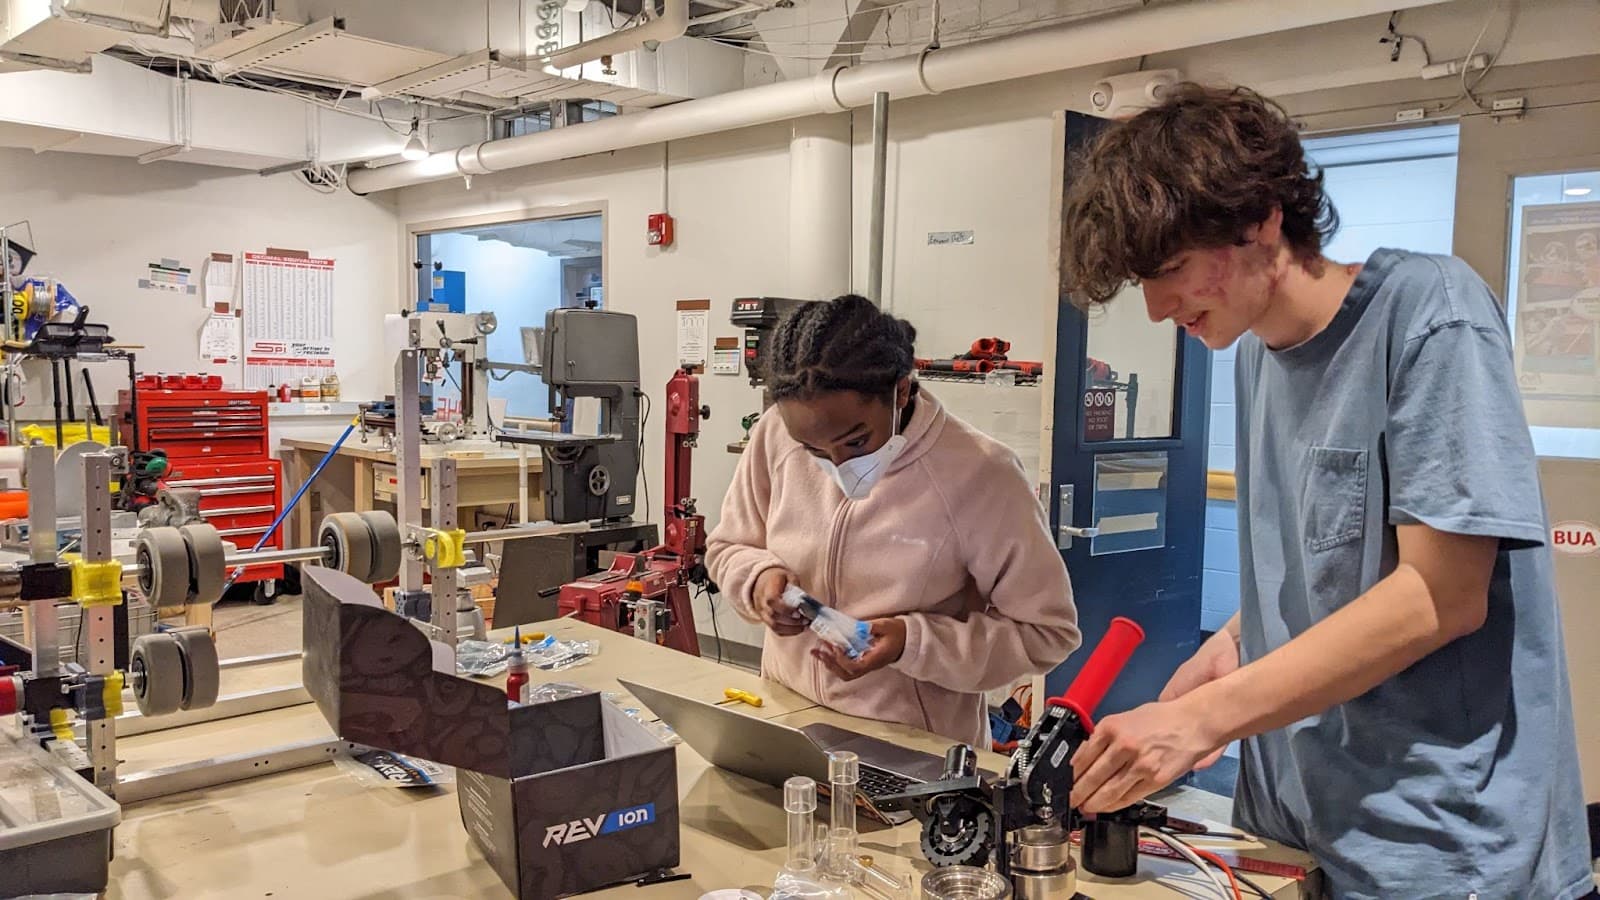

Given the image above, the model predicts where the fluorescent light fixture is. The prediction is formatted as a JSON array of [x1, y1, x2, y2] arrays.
[[1564, 187, 1593, 197], [402, 119, 429, 161]]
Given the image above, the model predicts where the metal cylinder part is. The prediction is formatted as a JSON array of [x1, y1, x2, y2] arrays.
[[942, 743, 979, 780], [1010, 866, 1077, 900], [1010, 824, 1071, 872], [921, 865, 1012, 900], [1009, 824, 1076, 899]]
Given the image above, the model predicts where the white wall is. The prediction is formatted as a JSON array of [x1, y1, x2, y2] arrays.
[[428, 231, 565, 419], [0, 148, 400, 419]]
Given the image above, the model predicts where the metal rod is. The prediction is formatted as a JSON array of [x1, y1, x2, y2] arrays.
[[81, 452, 116, 794], [459, 519, 613, 546], [867, 91, 889, 305], [430, 457, 459, 646], [115, 737, 349, 805], [219, 419, 355, 594], [218, 650, 303, 670], [50, 359, 63, 447], [116, 685, 311, 737], [62, 363, 75, 424], [81, 367, 103, 426], [24, 444, 59, 678], [396, 348, 424, 592], [517, 444, 529, 525]]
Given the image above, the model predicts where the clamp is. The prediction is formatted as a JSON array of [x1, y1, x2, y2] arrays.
[[421, 528, 467, 569], [70, 557, 123, 608]]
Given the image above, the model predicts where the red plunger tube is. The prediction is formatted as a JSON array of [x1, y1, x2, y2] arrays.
[[1049, 617, 1145, 729]]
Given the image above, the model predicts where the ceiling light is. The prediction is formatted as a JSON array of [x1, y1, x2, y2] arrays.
[[401, 118, 428, 161], [1564, 187, 1593, 197]]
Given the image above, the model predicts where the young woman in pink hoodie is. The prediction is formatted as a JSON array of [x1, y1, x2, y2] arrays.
[[707, 294, 1082, 747]]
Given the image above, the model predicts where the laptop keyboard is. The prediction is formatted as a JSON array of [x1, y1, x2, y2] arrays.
[[858, 764, 914, 798]]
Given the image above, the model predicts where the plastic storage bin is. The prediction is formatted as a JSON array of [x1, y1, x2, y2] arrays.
[[0, 725, 120, 896]]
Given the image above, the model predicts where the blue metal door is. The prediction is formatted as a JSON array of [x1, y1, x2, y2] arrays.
[[1044, 112, 1212, 717]]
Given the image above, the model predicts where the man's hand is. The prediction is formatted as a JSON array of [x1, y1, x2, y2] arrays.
[[1157, 627, 1241, 769], [811, 617, 907, 681], [1069, 696, 1221, 814], [753, 568, 808, 636]]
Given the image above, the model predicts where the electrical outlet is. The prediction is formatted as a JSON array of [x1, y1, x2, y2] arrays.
[[1396, 108, 1426, 123]]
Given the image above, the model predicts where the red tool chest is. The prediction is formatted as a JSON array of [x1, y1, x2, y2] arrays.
[[117, 385, 284, 591]]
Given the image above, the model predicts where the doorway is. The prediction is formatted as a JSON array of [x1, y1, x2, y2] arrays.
[[413, 213, 604, 422]]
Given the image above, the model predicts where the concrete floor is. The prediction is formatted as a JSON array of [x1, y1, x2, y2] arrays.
[[158, 593, 304, 660]]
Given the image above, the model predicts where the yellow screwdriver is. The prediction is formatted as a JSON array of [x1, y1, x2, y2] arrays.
[[717, 688, 764, 708]]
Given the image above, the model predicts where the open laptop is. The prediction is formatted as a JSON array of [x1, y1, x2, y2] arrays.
[[619, 679, 952, 822]]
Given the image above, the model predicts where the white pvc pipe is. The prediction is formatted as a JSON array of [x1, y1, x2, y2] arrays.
[[347, 0, 1446, 194], [541, 0, 690, 71]]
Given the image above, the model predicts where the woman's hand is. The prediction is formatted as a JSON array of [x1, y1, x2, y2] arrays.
[[811, 617, 907, 681], [753, 567, 808, 637]]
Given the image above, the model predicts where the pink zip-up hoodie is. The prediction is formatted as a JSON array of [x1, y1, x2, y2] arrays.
[[707, 389, 1081, 748]]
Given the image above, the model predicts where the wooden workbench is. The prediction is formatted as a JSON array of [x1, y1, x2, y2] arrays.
[[109, 620, 1318, 899], [278, 437, 543, 547]]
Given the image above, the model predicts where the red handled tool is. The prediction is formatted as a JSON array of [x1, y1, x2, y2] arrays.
[[875, 617, 1148, 875]]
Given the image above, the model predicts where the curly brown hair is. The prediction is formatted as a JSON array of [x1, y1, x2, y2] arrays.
[[1059, 83, 1338, 309]]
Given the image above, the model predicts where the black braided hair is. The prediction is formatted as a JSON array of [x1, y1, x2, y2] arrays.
[[765, 294, 919, 402]]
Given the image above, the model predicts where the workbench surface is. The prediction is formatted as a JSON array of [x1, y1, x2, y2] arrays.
[[279, 437, 544, 470], [109, 619, 1318, 900]]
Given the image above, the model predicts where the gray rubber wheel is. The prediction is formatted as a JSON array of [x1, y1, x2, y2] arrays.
[[358, 511, 402, 584], [136, 528, 191, 610], [172, 627, 220, 711], [318, 513, 374, 583], [130, 633, 185, 717], [178, 523, 226, 606]]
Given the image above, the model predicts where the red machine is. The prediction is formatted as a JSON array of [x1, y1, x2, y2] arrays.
[[558, 368, 709, 655], [117, 379, 285, 593]]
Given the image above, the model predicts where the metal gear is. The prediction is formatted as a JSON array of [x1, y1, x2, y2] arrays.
[[920, 793, 995, 868]]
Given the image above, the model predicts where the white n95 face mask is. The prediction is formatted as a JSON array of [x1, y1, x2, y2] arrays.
[[811, 398, 906, 500]]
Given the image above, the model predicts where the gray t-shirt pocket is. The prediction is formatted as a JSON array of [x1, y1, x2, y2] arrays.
[[1303, 447, 1368, 552]]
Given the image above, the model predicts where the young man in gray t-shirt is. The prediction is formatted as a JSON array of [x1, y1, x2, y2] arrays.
[[1058, 83, 1593, 900]]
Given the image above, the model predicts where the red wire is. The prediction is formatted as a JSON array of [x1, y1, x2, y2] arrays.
[[1192, 846, 1244, 900]]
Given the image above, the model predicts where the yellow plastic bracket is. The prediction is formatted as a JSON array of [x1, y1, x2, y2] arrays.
[[422, 528, 467, 569], [102, 672, 124, 717], [49, 707, 73, 743], [71, 558, 124, 608]]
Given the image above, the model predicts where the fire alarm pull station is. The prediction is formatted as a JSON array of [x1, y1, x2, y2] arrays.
[[648, 213, 675, 247]]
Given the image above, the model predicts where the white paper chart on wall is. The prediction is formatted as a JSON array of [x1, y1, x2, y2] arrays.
[[241, 252, 336, 389]]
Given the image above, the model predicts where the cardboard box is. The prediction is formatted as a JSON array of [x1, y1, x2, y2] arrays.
[[457, 693, 680, 898], [301, 566, 679, 899]]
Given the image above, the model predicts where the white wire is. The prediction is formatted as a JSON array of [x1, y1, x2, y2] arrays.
[[1458, 0, 1501, 109], [1141, 827, 1235, 900]]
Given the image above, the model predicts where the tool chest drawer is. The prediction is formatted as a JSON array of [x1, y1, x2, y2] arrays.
[[164, 463, 282, 540], [117, 389, 270, 462]]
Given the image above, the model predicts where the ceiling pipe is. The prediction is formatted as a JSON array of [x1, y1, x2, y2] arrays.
[[348, 0, 1448, 195], [538, 0, 690, 71]]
